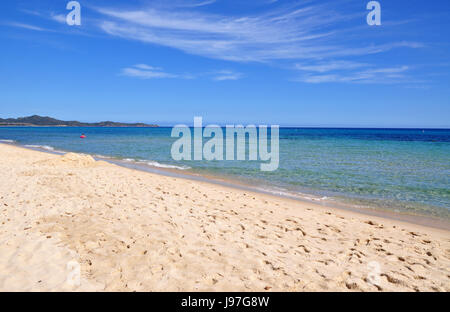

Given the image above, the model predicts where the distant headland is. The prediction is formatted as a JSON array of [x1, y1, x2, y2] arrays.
[[0, 115, 159, 127]]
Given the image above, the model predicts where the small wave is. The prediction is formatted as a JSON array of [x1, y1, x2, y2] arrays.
[[93, 154, 114, 160], [113, 157, 191, 171], [0, 139, 16, 143], [23, 144, 68, 154], [303, 196, 329, 201], [25, 144, 55, 151], [254, 186, 329, 202], [254, 187, 300, 198], [144, 161, 191, 170]]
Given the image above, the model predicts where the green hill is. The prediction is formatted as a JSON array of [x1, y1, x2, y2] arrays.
[[0, 115, 158, 127]]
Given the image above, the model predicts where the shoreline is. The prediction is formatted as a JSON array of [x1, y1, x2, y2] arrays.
[[106, 157, 450, 234], [110, 160, 450, 231], [3, 141, 449, 232], [0, 142, 449, 291]]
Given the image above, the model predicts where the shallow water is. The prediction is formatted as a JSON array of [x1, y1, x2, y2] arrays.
[[1, 127, 449, 219]]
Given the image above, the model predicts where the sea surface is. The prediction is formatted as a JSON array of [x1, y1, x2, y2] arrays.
[[1, 127, 449, 219]]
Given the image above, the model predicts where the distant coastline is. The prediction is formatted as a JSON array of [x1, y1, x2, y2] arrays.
[[0, 115, 159, 127]]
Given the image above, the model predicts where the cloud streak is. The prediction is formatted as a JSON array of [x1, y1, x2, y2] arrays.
[[121, 64, 243, 81], [94, 2, 421, 63], [295, 64, 414, 84], [121, 64, 178, 79], [213, 70, 243, 81], [6, 22, 49, 32], [19, 1, 426, 85], [50, 13, 67, 24], [295, 61, 368, 73]]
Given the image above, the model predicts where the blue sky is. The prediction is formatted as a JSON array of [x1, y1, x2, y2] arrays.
[[0, 0, 449, 127]]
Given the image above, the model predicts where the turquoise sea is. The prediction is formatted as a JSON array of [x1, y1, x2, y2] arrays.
[[1, 127, 449, 219]]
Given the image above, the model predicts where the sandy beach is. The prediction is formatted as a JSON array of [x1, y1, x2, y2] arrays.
[[0, 143, 449, 291]]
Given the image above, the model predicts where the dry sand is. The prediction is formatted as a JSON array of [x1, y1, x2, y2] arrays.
[[0, 143, 449, 291]]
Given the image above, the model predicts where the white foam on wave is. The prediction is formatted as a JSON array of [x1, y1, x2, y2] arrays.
[[93, 154, 114, 160], [303, 196, 329, 201], [254, 186, 329, 202], [144, 161, 191, 170], [24, 144, 68, 154], [25, 144, 55, 151], [114, 157, 191, 171], [0, 139, 16, 143]]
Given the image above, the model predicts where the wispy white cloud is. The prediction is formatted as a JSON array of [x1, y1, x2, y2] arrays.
[[133, 64, 163, 71], [177, 0, 217, 8], [50, 13, 66, 24], [22, 9, 68, 25], [94, 3, 421, 62], [296, 65, 413, 84], [213, 70, 243, 81], [121, 64, 178, 79], [364, 66, 409, 74], [19, 1, 426, 85], [19, 9, 42, 17], [295, 61, 368, 73], [294, 56, 415, 84], [6, 22, 49, 32], [121, 64, 243, 81]]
